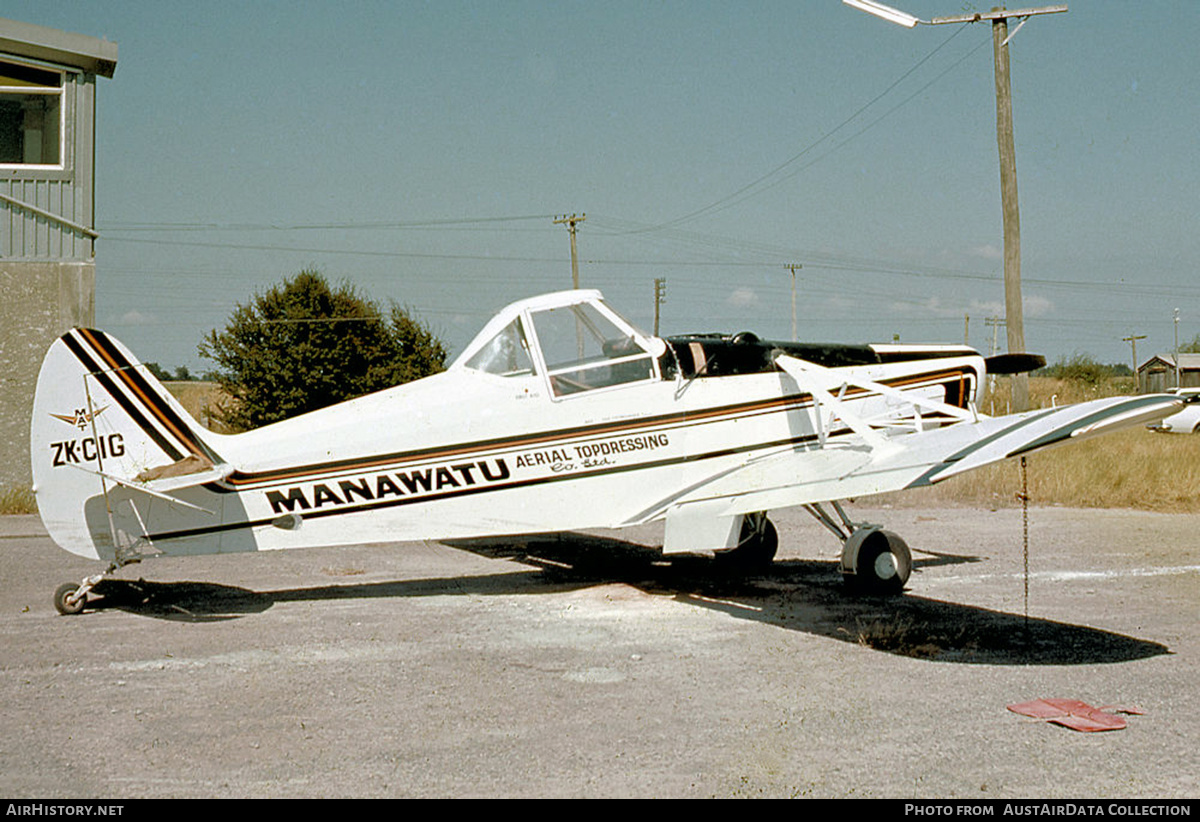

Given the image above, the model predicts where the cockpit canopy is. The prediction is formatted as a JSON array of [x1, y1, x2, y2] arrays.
[[454, 290, 663, 397]]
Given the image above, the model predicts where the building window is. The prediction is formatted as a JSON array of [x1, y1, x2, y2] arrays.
[[0, 61, 64, 167]]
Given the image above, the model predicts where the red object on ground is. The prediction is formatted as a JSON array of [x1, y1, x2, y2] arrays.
[[1006, 699, 1142, 732]]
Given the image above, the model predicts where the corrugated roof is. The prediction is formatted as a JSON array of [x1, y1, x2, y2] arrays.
[[1139, 353, 1200, 371]]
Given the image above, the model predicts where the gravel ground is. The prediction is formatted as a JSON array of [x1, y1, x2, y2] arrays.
[[1, 505, 1197, 798]]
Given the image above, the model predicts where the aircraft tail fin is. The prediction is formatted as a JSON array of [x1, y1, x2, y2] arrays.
[[30, 328, 226, 559]]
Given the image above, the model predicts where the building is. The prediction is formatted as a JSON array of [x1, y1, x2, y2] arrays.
[[1138, 353, 1200, 393], [0, 18, 116, 490]]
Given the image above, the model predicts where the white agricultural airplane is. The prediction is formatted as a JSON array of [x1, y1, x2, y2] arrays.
[[32, 289, 1181, 614]]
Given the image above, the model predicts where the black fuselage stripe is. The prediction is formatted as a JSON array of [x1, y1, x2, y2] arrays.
[[222, 394, 809, 489], [63, 332, 186, 462], [146, 431, 829, 542], [221, 367, 977, 489]]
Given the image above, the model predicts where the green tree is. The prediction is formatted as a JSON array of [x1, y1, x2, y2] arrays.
[[1181, 334, 1200, 354], [145, 362, 194, 381], [1036, 352, 1113, 386], [199, 270, 447, 430]]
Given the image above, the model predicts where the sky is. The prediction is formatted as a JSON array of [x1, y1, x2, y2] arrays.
[[7, 0, 1199, 373]]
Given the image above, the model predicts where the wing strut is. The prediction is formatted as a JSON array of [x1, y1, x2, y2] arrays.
[[772, 352, 978, 450]]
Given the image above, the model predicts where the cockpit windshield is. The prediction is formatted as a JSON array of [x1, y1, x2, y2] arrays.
[[528, 302, 655, 396], [462, 318, 535, 377], [456, 292, 660, 397]]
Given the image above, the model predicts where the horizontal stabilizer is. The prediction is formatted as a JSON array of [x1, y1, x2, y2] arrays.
[[64, 462, 220, 514], [134, 455, 233, 492]]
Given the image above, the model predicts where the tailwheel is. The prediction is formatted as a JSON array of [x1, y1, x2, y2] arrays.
[[53, 582, 86, 615], [52, 572, 106, 615], [841, 528, 911, 595], [716, 513, 778, 569]]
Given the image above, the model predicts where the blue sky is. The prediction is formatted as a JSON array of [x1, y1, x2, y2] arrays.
[[9, 1, 1199, 372]]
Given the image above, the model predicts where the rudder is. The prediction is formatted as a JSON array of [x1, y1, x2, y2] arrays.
[[30, 328, 223, 560]]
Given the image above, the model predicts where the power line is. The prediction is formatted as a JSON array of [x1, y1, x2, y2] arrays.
[[100, 214, 555, 232], [616, 23, 976, 233]]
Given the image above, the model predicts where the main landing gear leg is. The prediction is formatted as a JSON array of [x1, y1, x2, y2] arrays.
[[804, 502, 912, 595], [715, 512, 779, 569]]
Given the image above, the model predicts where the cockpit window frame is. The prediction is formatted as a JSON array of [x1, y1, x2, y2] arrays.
[[524, 300, 659, 400]]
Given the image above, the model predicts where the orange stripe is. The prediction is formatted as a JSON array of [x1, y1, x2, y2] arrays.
[[222, 365, 976, 488], [77, 329, 205, 457]]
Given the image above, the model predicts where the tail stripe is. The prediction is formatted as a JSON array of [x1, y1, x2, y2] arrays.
[[62, 329, 218, 464], [77, 328, 216, 460], [61, 330, 185, 461]]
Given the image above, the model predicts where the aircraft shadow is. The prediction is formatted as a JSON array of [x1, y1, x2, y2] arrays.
[[90, 578, 274, 623], [86, 533, 1170, 665], [452, 533, 1169, 666]]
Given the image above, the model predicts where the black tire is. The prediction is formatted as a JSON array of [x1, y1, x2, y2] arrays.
[[53, 583, 85, 616], [845, 530, 911, 595], [716, 515, 779, 569]]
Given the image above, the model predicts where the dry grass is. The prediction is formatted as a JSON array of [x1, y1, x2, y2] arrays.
[[850, 616, 978, 659], [162, 381, 239, 434], [0, 484, 36, 515]]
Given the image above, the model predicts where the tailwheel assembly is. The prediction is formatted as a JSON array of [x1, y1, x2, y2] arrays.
[[52, 573, 106, 616], [53, 582, 86, 615]]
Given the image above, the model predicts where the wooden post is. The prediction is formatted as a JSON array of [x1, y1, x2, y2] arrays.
[[993, 10, 1029, 412], [1123, 334, 1146, 392]]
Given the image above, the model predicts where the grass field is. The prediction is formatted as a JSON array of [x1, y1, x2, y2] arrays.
[[4, 377, 1196, 515]]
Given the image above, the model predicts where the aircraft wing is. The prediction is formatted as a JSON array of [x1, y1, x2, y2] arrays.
[[899, 394, 1178, 485], [648, 392, 1183, 522]]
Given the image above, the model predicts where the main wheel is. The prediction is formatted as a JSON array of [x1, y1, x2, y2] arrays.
[[842, 529, 911, 595], [716, 514, 778, 569], [53, 583, 86, 615]]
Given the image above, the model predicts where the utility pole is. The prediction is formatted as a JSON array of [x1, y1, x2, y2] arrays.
[[985, 315, 1005, 408], [1122, 334, 1146, 392], [653, 278, 667, 336], [992, 10, 1028, 413], [843, 1, 1068, 412], [553, 213, 586, 289], [1174, 308, 1181, 388], [785, 263, 802, 341], [985, 315, 1005, 357], [964, 313, 970, 346], [554, 214, 587, 356]]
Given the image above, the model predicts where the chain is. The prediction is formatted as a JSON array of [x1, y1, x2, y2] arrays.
[[1020, 456, 1030, 627]]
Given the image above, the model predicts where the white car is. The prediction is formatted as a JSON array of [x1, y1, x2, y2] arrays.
[[1147, 387, 1200, 433]]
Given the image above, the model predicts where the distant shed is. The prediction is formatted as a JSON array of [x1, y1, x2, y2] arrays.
[[1138, 353, 1200, 393], [0, 17, 117, 489]]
